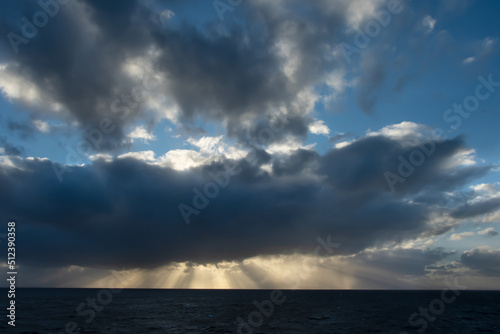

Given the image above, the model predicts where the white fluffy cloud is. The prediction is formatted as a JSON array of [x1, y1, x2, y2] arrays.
[[0, 64, 64, 114], [309, 119, 331, 136], [118, 150, 156, 162], [128, 125, 157, 143], [449, 231, 475, 241], [462, 56, 475, 64], [367, 122, 434, 145]]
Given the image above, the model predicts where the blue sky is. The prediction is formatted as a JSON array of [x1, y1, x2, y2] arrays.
[[0, 0, 499, 289]]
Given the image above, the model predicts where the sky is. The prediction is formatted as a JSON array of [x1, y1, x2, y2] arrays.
[[0, 0, 499, 289]]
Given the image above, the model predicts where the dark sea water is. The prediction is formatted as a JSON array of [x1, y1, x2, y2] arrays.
[[1, 289, 499, 333]]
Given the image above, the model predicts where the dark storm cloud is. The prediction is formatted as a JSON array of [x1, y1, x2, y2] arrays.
[[227, 116, 312, 149], [319, 135, 490, 195], [272, 148, 318, 177], [247, 148, 272, 166], [2, 156, 422, 269], [460, 249, 500, 277], [0, 134, 491, 270], [153, 22, 289, 122], [451, 197, 500, 219]]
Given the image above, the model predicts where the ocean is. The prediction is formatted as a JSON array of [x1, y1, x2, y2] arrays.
[[1, 289, 499, 333]]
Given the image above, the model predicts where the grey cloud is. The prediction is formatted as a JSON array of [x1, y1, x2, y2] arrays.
[[227, 116, 311, 149], [351, 248, 455, 276], [426, 262, 461, 275], [0, 156, 426, 269], [151, 0, 352, 142], [0, 137, 24, 156], [319, 135, 489, 196], [245, 148, 272, 166], [272, 149, 318, 177], [329, 133, 350, 143], [7, 121, 34, 139], [451, 197, 500, 219], [356, 60, 385, 113], [461, 249, 500, 277]]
